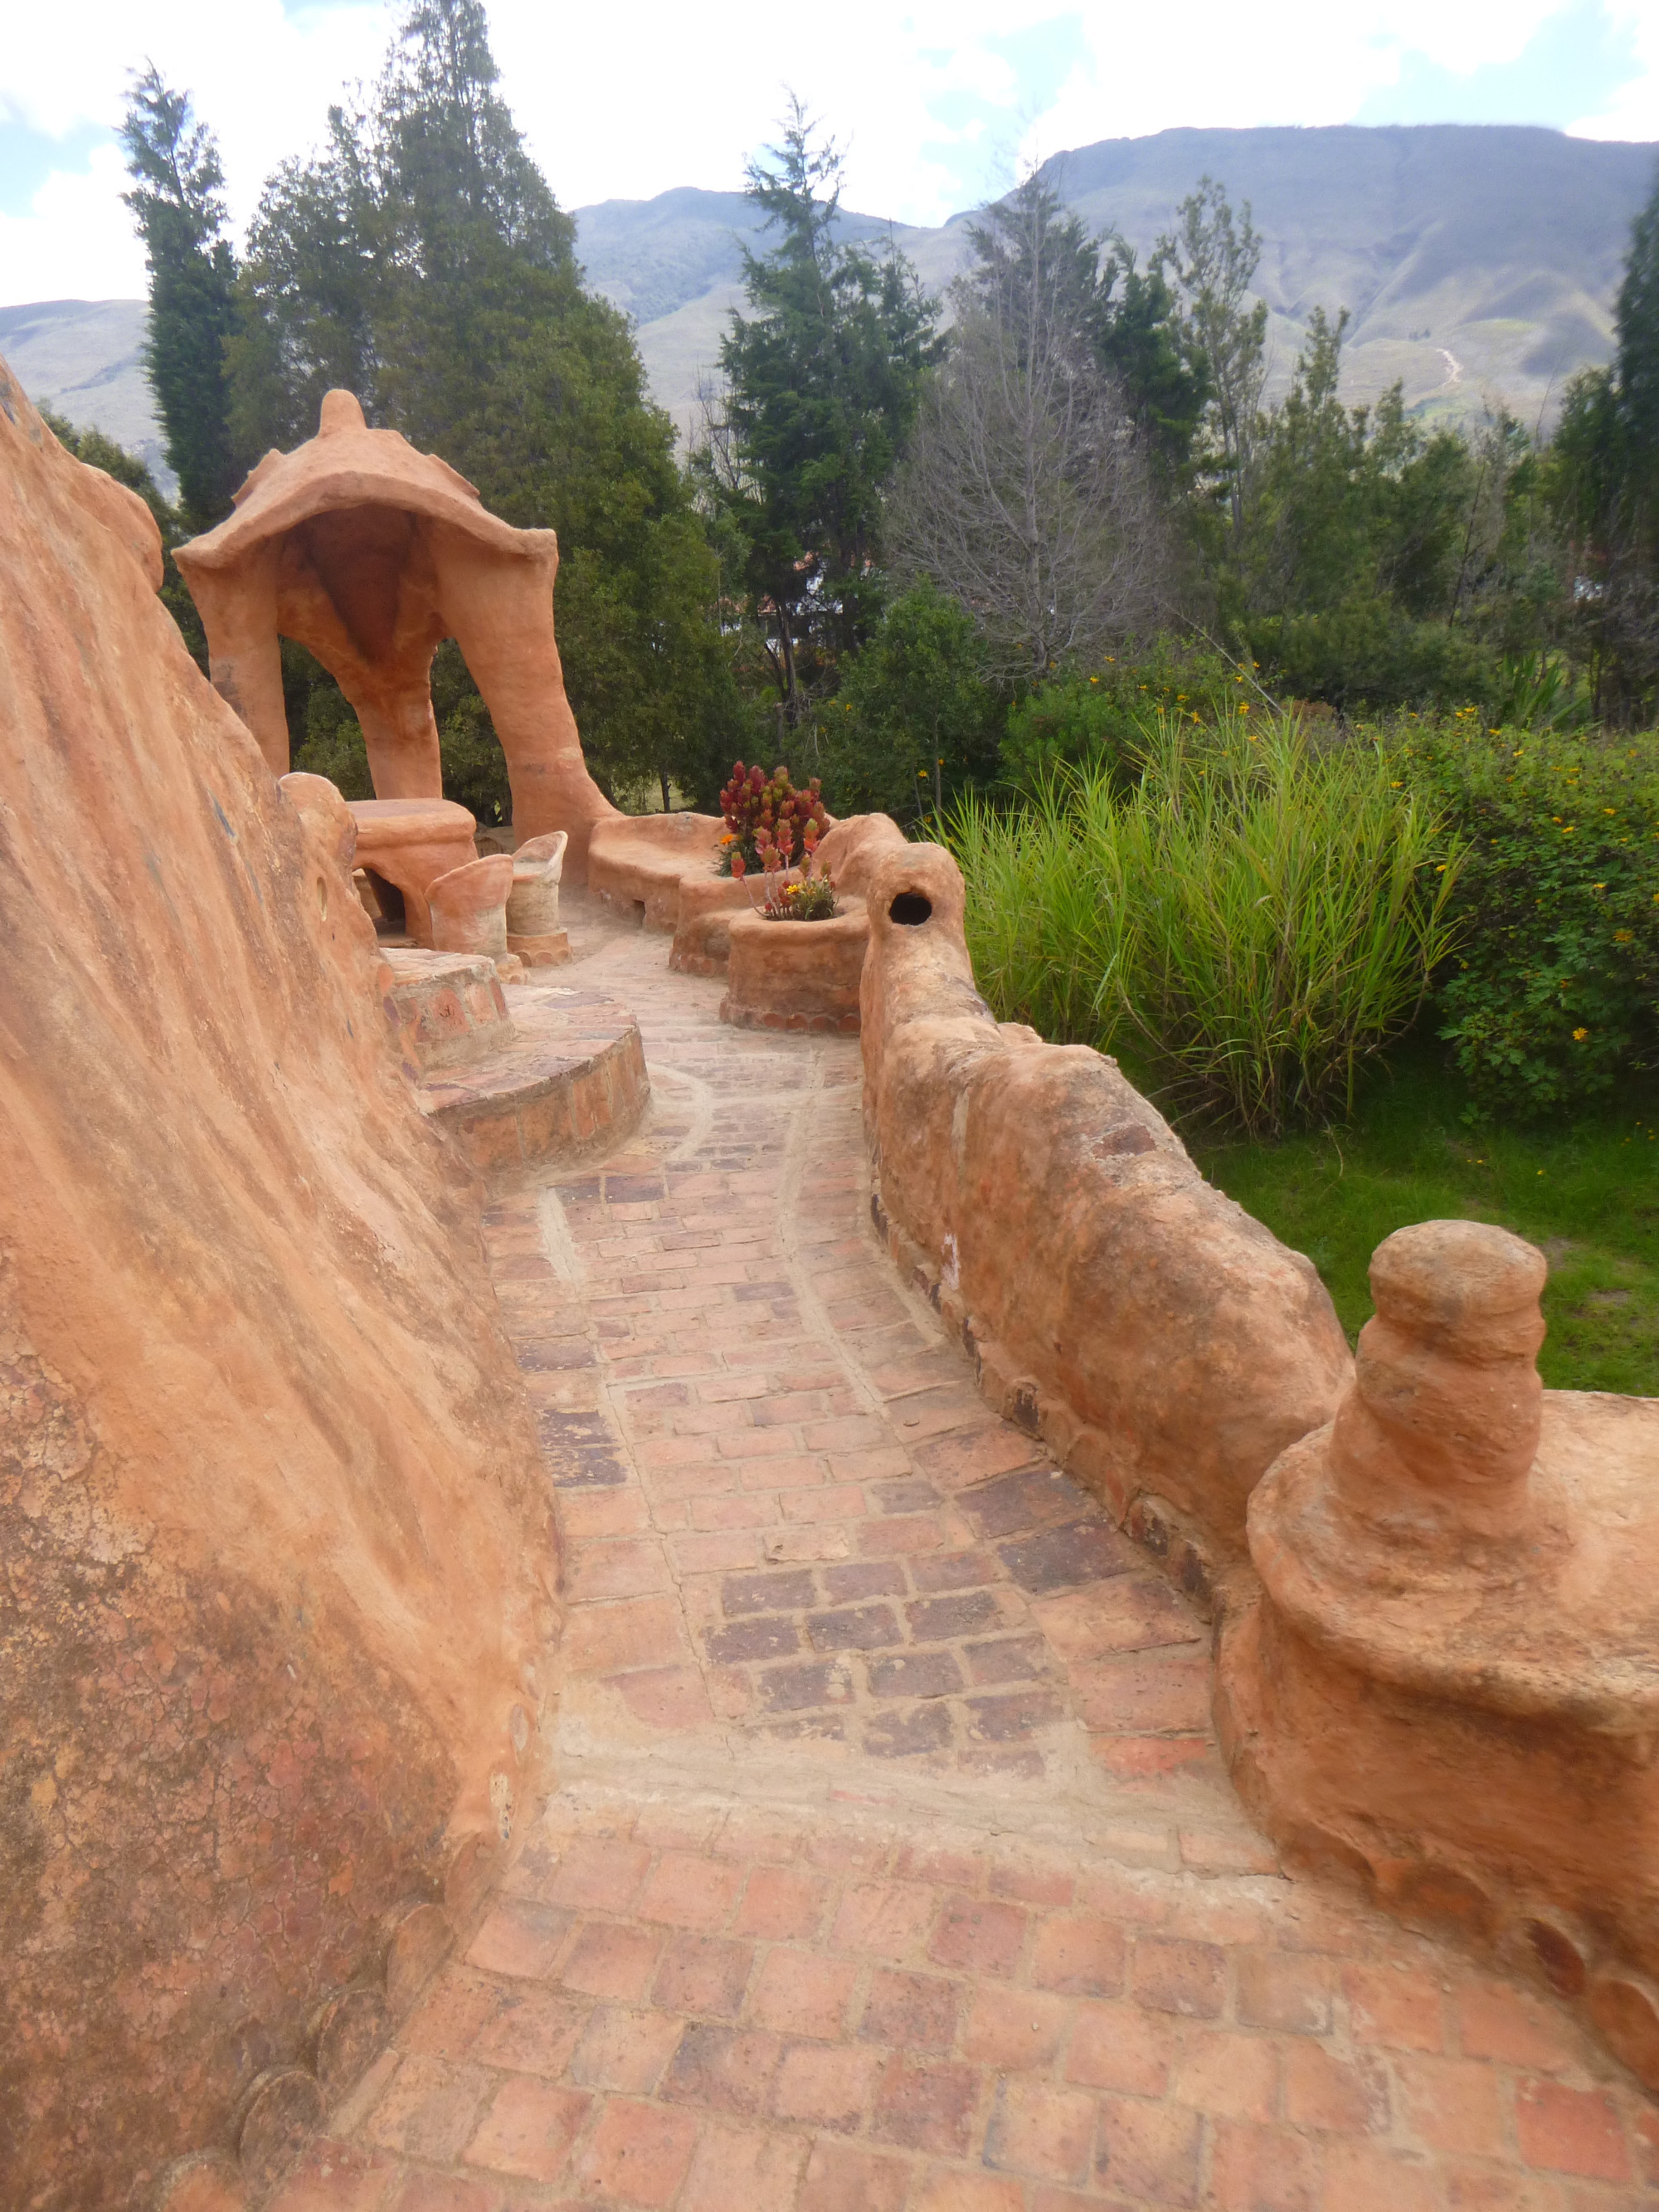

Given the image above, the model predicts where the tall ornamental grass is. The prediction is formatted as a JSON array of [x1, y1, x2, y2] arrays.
[[949, 711, 1464, 1136]]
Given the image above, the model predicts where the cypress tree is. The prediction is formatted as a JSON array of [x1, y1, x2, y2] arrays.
[[119, 66, 241, 525], [1613, 157, 1659, 549], [697, 100, 941, 724]]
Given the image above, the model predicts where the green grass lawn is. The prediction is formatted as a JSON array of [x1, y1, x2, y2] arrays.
[[1186, 1039, 1659, 1396]]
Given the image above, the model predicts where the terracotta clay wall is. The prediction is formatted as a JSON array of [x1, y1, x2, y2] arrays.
[[855, 836, 1353, 1570], [856, 831, 1659, 2093], [0, 366, 557, 2206]]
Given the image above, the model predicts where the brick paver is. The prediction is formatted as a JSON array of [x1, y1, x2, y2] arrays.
[[272, 894, 1656, 2210]]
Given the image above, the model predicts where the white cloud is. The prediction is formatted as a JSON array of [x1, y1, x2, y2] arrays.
[[1570, 2, 1659, 138], [0, 142, 144, 300], [1016, 0, 1583, 166], [0, 0, 1653, 309], [1, 0, 389, 305]]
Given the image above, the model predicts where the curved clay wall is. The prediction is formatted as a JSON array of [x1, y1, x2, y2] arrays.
[[0, 366, 557, 2206], [854, 827, 1659, 2092], [856, 837, 1352, 1566]]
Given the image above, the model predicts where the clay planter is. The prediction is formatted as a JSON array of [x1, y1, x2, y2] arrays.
[[719, 899, 868, 1033], [428, 853, 514, 960]]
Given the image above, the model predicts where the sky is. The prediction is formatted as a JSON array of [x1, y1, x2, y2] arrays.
[[1, 0, 1656, 308]]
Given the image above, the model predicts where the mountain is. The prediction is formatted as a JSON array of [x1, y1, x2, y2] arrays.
[[577, 125, 1657, 438], [8, 124, 1654, 470], [1029, 124, 1657, 431], [0, 298, 172, 490]]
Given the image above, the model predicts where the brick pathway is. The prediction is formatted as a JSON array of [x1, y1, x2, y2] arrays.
[[273, 898, 1659, 2211]]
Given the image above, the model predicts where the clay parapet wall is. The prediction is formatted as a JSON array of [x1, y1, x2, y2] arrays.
[[856, 836, 1353, 1567], [0, 363, 557, 2207], [855, 828, 1659, 2093]]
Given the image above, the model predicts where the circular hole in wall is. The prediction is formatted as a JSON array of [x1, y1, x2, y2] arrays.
[[888, 891, 932, 927]]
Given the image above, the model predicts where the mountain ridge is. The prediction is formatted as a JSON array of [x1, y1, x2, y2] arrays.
[[7, 123, 1654, 474]]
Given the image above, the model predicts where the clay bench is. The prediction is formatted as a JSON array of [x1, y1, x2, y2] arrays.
[[348, 797, 479, 944]]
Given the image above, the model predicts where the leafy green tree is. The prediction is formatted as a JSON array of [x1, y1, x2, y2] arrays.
[[1155, 178, 1268, 532], [1550, 158, 1659, 722], [1617, 159, 1659, 532], [810, 582, 1005, 819], [119, 66, 241, 524], [695, 100, 941, 725], [1091, 236, 1209, 475]]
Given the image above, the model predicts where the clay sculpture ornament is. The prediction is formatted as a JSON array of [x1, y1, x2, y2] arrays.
[[174, 389, 620, 879]]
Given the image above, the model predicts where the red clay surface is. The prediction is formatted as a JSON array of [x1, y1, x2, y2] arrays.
[[273, 899, 1659, 2210]]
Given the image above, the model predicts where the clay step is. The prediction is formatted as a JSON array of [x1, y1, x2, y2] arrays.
[[416, 982, 649, 1175]]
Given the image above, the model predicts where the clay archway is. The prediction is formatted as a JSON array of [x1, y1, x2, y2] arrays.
[[174, 390, 620, 881]]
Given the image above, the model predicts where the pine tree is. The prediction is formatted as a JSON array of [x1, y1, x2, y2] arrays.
[[229, 106, 383, 457], [119, 66, 241, 525], [696, 100, 941, 725]]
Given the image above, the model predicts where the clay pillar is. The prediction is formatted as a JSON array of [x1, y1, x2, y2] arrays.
[[430, 521, 617, 879], [188, 543, 290, 777], [352, 675, 446, 801]]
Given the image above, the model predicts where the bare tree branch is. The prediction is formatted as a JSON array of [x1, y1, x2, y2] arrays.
[[887, 186, 1179, 680]]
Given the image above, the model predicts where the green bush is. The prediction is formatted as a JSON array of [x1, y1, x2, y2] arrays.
[[809, 583, 1005, 822], [432, 642, 512, 826], [950, 711, 1462, 1136], [1398, 719, 1659, 1117], [998, 641, 1250, 792], [290, 674, 373, 799], [1248, 598, 1503, 715]]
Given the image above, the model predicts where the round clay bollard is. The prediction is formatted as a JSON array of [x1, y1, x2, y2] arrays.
[[428, 854, 513, 962], [1331, 1220, 1547, 1539]]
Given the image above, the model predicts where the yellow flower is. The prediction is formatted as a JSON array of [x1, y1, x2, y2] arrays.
[[1614, 930, 1633, 943], [1573, 1027, 1589, 1041]]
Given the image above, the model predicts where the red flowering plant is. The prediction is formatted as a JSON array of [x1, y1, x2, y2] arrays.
[[717, 762, 830, 877], [735, 811, 838, 921]]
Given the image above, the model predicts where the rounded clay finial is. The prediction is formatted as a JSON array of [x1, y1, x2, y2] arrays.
[[1331, 1219, 1548, 1536], [319, 389, 367, 436], [1369, 1220, 1546, 1363]]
